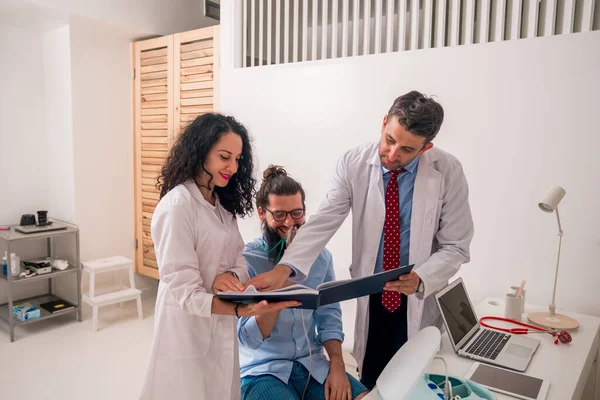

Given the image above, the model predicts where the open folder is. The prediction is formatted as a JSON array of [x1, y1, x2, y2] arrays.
[[217, 264, 414, 309]]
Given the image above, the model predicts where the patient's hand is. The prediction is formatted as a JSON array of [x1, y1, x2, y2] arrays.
[[325, 360, 352, 400]]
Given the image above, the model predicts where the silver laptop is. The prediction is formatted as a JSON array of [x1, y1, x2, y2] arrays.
[[435, 278, 539, 372], [15, 223, 68, 234]]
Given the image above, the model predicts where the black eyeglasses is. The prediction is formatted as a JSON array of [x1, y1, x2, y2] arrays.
[[265, 208, 305, 222]]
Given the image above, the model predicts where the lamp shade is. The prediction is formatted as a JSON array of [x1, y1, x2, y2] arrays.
[[538, 186, 566, 212]]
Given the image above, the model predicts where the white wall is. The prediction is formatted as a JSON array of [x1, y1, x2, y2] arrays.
[[220, 30, 600, 348], [0, 23, 52, 301], [0, 24, 49, 225], [43, 25, 76, 223], [67, 15, 157, 294]]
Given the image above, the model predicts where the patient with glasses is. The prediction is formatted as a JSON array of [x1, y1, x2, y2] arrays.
[[237, 165, 368, 400]]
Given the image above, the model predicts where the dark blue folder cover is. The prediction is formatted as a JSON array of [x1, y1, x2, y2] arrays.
[[217, 264, 414, 310]]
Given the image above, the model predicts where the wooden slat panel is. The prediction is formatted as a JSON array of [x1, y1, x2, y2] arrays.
[[142, 150, 168, 158], [180, 73, 213, 84], [142, 165, 163, 172], [141, 78, 168, 88], [141, 101, 167, 109], [142, 136, 169, 143], [143, 246, 156, 257], [142, 218, 151, 227], [181, 39, 213, 52], [142, 199, 159, 207], [141, 93, 168, 102], [142, 171, 160, 179], [141, 48, 167, 59], [142, 143, 168, 151], [142, 191, 160, 200], [138, 265, 159, 279], [140, 63, 168, 74], [141, 115, 168, 123], [180, 64, 213, 76], [142, 179, 159, 188], [141, 86, 168, 95], [181, 105, 213, 114], [142, 130, 169, 138], [180, 97, 212, 106], [142, 158, 167, 166], [142, 229, 152, 241], [144, 258, 158, 268], [143, 184, 160, 193], [181, 81, 214, 91], [179, 28, 214, 43], [141, 122, 168, 130], [181, 114, 200, 122], [181, 56, 213, 68], [181, 48, 214, 60], [143, 211, 153, 220], [141, 56, 168, 67], [142, 108, 168, 116], [143, 239, 154, 247], [181, 89, 214, 99], [141, 70, 168, 80]]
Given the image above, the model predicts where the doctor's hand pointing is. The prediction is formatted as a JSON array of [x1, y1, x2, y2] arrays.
[[245, 264, 295, 291], [383, 270, 422, 295]]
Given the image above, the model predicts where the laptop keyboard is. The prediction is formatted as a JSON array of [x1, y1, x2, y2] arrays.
[[465, 329, 510, 360]]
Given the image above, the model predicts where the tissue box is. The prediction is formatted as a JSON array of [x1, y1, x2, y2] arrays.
[[12, 302, 41, 321]]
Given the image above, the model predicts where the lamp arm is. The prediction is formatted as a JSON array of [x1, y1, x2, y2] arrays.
[[550, 206, 563, 315]]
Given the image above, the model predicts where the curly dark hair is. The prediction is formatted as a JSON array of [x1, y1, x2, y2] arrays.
[[157, 113, 256, 218], [387, 90, 444, 143]]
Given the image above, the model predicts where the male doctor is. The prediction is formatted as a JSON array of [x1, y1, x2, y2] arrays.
[[246, 90, 474, 388]]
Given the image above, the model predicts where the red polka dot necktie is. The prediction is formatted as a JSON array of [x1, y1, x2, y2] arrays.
[[382, 168, 405, 312]]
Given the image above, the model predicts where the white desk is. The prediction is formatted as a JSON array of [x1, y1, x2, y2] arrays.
[[427, 297, 600, 400]]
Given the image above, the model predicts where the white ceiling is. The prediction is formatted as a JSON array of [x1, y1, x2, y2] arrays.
[[0, 0, 218, 35]]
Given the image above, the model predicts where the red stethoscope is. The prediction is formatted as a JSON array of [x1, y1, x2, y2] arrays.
[[480, 316, 573, 345]]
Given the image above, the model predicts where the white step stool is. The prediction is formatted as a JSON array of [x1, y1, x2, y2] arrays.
[[81, 256, 143, 331]]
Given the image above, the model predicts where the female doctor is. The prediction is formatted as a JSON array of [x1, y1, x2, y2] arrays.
[[140, 113, 299, 400]]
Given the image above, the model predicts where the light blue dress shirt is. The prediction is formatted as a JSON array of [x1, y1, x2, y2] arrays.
[[238, 238, 344, 385], [374, 156, 419, 273]]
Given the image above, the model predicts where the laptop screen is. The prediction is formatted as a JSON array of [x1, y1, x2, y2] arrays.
[[438, 281, 479, 346]]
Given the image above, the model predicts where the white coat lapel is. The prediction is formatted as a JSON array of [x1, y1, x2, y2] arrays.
[[409, 149, 442, 267]]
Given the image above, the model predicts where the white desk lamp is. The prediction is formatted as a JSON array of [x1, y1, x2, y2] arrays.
[[527, 186, 579, 330]]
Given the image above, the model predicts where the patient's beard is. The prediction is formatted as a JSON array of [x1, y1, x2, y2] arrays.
[[262, 223, 287, 263]]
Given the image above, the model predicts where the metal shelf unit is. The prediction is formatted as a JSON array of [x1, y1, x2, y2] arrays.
[[0, 220, 81, 342]]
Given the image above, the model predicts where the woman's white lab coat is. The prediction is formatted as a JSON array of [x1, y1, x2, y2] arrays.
[[140, 181, 249, 400], [279, 142, 474, 373]]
